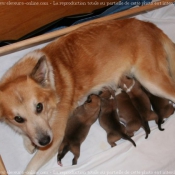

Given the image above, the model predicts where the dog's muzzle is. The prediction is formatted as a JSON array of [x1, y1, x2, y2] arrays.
[[38, 135, 51, 146]]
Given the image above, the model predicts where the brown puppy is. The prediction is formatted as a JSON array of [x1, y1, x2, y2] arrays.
[[57, 94, 101, 166], [115, 88, 144, 137], [146, 92, 174, 131], [119, 76, 158, 137], [99, 88, 136, 147]]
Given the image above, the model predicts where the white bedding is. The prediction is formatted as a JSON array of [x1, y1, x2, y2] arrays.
[[0, 4, 175, 175]]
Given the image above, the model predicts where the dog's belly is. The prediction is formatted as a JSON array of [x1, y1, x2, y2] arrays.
[[77, 81, 117, 106], [71, 55, 133, 107]]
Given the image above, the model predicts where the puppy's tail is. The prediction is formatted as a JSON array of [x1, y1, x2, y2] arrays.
[[157, 118, 165, 131], [142, 121, 150, 139], [161, 33, 175, 80], [121, 133, 136, 147], [149, 112, 164, 131]]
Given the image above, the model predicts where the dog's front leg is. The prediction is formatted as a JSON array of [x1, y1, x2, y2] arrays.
[[22, 135, 36, 154], [23, 108, 69, 175]]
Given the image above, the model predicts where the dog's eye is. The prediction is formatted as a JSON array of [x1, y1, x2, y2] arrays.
[[36, 103, 43, 113], [14, 116, 25, 123]]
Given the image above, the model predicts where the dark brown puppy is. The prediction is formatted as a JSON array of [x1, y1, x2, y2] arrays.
[[119, 76, 158, 137], [115, 88, 143, 137], [99, 88, 136, 147], [57, 94, 101, 166], [146, 92, 174, 131]]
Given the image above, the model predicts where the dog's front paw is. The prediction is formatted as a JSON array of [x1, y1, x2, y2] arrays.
[[22, 135, 37, 154], [25, 142, 37, 154]]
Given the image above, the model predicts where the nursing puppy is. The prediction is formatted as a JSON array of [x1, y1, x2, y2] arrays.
[[119, 76, 158, 136], [147, 92, 174, 130], [99, 88, 136, 147], [115, 89, 145, 137], [57, 94, 101, 166], [0, 18, 175, 174], [119, 77, 151, 136]]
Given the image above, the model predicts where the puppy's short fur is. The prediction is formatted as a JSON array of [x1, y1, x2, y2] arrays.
[[115, 89, 143, 137], [119, 76, 158, 137], [99, 88, 136, 147], [57, 94, 101, 166], [0, 18, 175, 174], [147, 92, 174, 130]]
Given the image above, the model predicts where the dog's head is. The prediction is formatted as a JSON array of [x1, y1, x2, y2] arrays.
[[119, 76, 135, 92], [0, 53, 58, 147], [83, 94, 101, 117]]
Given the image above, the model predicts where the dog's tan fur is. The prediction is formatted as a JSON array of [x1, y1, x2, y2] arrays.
[[0, 18, 175, 174]]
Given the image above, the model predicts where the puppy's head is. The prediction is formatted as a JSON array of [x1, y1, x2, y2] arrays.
[[0, 55, 58, 147], [99, 87, 115, 99], [85, 94, 101, 111], [119, 76, 135, 92]]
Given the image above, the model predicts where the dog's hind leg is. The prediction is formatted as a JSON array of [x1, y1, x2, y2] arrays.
[[71, 143, 80, 165], [57, 144, 70, 165], [135, 68, 175, 104], [107, 133, 118, 147]]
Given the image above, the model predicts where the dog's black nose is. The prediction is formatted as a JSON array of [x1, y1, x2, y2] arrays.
[[39, 135, 51, 146]]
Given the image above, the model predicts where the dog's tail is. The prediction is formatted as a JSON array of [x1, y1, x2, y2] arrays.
[[157, 118, 165, 131], [121, 132, 136, 147], [149, 111, 165, 131], [161, 33, 175, 80], [142, 120, 150, 139]]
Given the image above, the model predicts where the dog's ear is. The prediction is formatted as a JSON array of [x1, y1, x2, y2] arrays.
[[30, 56, 48, 86]]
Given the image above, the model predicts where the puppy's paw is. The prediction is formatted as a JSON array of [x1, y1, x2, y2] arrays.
[[58, 161, 63, 166]]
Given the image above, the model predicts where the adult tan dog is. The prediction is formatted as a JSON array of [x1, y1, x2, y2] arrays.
[[0, 18, 175, 174]]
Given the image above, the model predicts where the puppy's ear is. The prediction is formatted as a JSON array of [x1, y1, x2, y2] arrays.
[[30, 56, 48, 86]]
